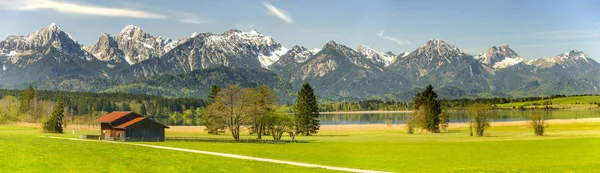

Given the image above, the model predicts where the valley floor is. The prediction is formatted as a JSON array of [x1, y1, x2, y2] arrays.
[[2, 118, 600, 172]]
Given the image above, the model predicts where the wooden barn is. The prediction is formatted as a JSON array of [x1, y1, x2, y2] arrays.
[[94, 111, 169, 142]]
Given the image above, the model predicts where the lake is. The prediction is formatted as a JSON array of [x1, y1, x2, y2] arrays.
[[153, 110, 600, 126], [318, 110, 600, 125]]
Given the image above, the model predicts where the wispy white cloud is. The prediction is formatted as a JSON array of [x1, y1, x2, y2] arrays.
[[179, 18, 204, 24], [377, 30, 410, 46], [165, 10, 211, 25], [0, 0, 168, 19], [112, 1, 212, 25], [263, 2, 293, 24]]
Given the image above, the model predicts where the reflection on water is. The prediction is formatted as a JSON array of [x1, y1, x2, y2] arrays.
[[318, 110, 600, 125], [151, 110, 600, 126]]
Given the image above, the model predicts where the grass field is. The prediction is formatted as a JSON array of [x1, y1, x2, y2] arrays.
[[2, 119, 600, 172], [496, 95, 600, 110], [0, 126, 333, 173]]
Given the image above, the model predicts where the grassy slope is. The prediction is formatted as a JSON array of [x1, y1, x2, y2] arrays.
[[0, 126, 333, 173], [496, 95, 600, 109]]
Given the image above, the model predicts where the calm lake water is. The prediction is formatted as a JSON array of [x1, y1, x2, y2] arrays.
[[153, 110, 600, 126], [318, 110, 600, 125]]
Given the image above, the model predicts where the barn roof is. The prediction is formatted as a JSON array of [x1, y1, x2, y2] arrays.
[[114, 117, 170, 129], [94, 111, 139, 123], [96, 111, 169, 129], [114, 117, 146, 129]]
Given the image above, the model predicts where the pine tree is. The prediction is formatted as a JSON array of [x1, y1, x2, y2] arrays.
[[44, 93, 64, 133], [294, 83, 320, 136], [208, 85, 220, 103]]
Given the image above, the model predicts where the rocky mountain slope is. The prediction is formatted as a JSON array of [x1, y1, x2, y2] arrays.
[[2, 23, 600, 101], [0, 23, 109, 84], [114, 29, 286, 81]]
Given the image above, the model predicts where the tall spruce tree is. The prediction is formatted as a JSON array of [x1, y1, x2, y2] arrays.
[[44, 93, 64, 133], [294, 83, 320, 136]]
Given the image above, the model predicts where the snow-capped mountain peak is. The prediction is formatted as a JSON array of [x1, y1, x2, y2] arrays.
[[246, 29, 261, 36], [0, 23, 84, 60], [476, 44, 524, 69], [417, 39, 465, 56], [554, 50, 592, 63], [356, 44, 396, 67], [529, 50, 599, 70], [47, 23, 62, 32], [109, 24, 194, 65], [120, 25, 142, 34]]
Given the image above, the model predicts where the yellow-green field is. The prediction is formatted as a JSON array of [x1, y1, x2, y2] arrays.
[[2, 119, 600, 172], [496, 95, 600, 110]]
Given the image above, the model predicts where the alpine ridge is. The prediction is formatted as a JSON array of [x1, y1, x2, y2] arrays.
[[2, 23, 600, 101]]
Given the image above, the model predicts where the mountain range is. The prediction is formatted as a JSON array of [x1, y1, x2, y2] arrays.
[[1, 23, 599, 102]]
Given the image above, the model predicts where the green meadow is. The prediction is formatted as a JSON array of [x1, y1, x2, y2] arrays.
[[496, 95, 600, 110], [0, 126, 333, 173], [2, 119, 600, 172]]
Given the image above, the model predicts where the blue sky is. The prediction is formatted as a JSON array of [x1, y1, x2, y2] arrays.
[[0, 0, 599, 60]]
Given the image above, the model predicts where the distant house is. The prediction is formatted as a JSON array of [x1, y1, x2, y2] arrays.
[[94, 111, 169, 142]]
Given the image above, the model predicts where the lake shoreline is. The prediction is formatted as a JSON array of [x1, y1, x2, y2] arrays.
[[318, 110, 414, 114], [318, 117, 600, 130]]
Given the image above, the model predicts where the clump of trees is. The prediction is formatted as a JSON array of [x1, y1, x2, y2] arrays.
[[466, 103, 493, 136], [407, 84, 443, 133], [262, 112, 294, 141], [205, 85, 249, 140], [204, 85, 293, 140], [294, 83, 320, 136], [247, 86, 278, 139], [529, 110, 548, 136]]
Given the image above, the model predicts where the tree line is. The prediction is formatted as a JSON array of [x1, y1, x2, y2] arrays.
[[318, 100, 411, 112], [314, 93, 591, 112], [0, 85, 206, 126], [407, 84, 549, 136]]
